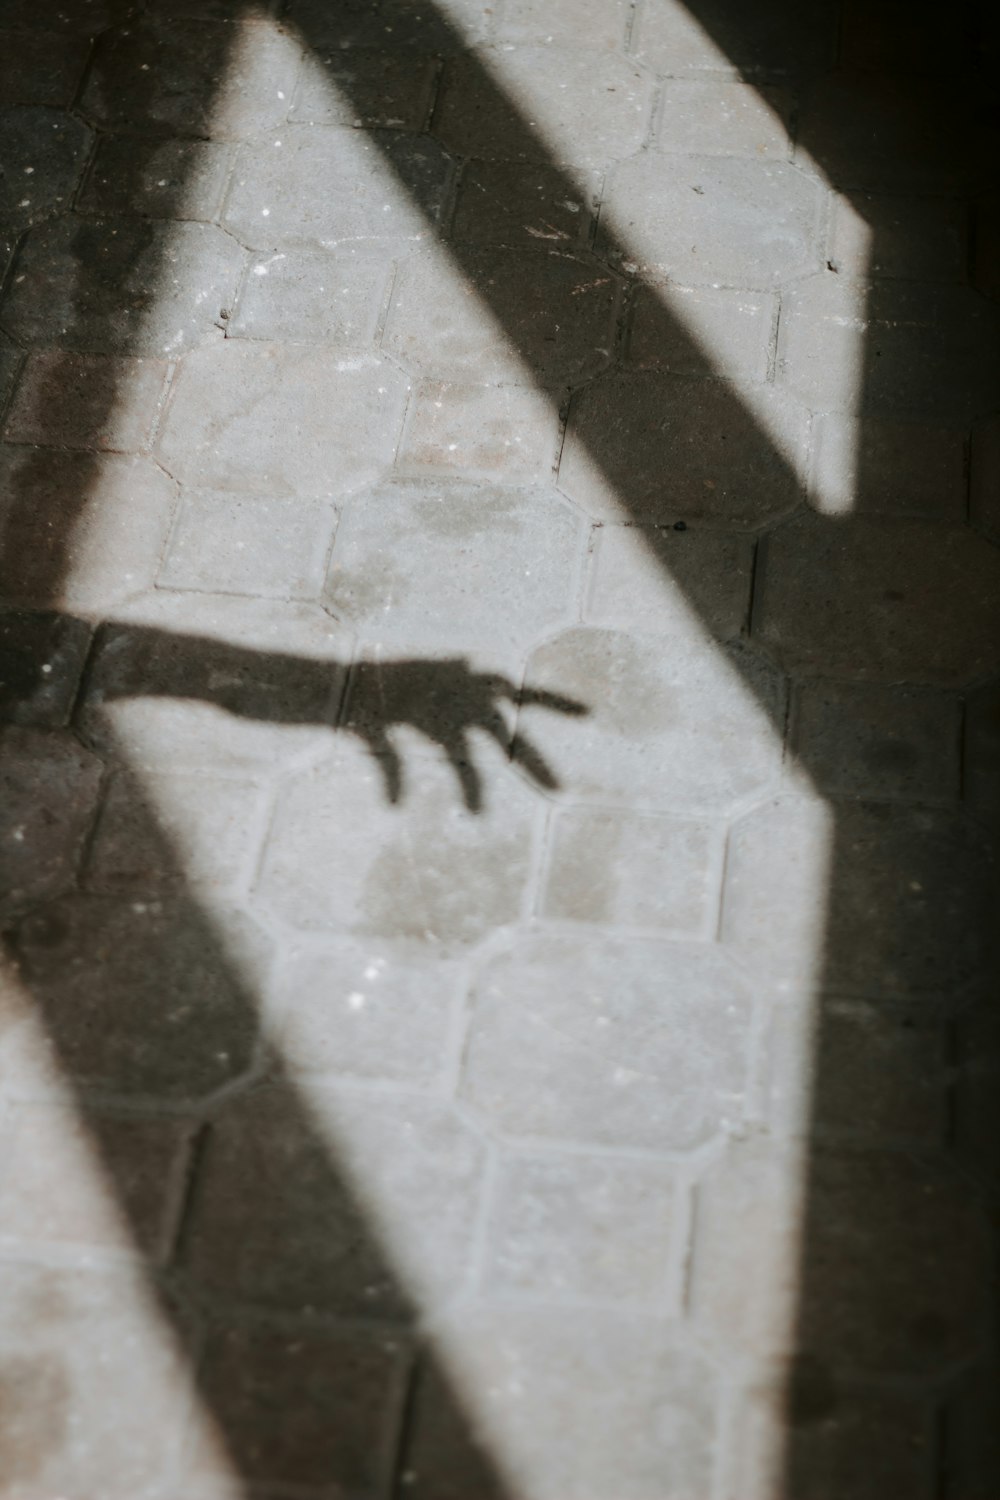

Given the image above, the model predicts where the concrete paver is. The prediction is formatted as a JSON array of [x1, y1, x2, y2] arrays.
[[0, 0, 997, 1495]]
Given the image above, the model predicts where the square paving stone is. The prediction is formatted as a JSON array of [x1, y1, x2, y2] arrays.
[[630, 0, 837, 80], [0, 610, 92, 727], [808, 413, 967, 519], [0, 728, 103, 916], [0, 1262, 194, 1500], [81, 20, 301, 138], [181, 1088, 486, 1316], [828, 192, 969, 281], [722, 797, 995, 995], [627, 281, 776, 382], [156, 342, 408, 497], [542, 806, 719, 936], [185, 1321, 409, 1495], [481, 1152, 677, 1302], [229, 243, 393, 343], [808, 1000, 948, 1144], [791, 680, 960, 801], [777, 275, 1000, 421], [12, 895, 265, 1099], [291, 47, 440, 128], [325, 480, 585, 650], [0, 448, 177, 612], [3, 350, 167, 451], [85, 767, 268, 895], [495, 0, 631, 49], [450, 160, 598, 247], [284, 0, 489, 52], [384, 248, 620, 384], [159, 489, 337, 600], [79, 135, 235, 221], [517, 629, 785, 814], [256, 741, 542, 942], [0, 1103, 194, 1261], [461, 932, 753, 1150], [397, 380, 560, 480], [559, 374, 808, 525], [271, 937, 460, 1086], [403, 1308, 718, 1500], [1, 218, 244, 355], [752, 514, 1000, 685], [654, 81, 794, 158], [598, 154, 824, 286], [585, 525, 754, 639], [223, 128, 454, 251], [433, 48, 654, 167]]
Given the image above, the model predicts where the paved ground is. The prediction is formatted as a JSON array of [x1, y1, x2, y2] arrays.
[[0, 0, 998, 1496]]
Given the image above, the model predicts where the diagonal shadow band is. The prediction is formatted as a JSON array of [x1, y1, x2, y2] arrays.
[[0, 0, 998, 1494]]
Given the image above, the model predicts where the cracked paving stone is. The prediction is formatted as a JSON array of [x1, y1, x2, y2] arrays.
[[156, 342, 408, 497]]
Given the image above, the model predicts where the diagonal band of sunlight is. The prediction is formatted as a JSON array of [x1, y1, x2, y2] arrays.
[[2, 1, 994, 1496]]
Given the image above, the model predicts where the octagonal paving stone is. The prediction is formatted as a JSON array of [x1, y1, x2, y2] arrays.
[[752, 513, 1000, 686], [222, 128, 454, 251], [255, 740, 544, 944], [324, 480, 586, 651], [10, 895, 268, 1100], [516, 628, 785, 813], [722, 795, 995, 996], [432, 47, 654, 168], [559, 372, 809, 524], [156, 342, 409, 497], [460, 931, 754, 1151], [597, 154, 825, 286], [383, 249, 621, 385], [0, 218, 244, 355]]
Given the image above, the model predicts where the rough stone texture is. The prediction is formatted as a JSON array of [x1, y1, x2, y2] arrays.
[[3, 351, 168, 451], [181, 1088, 486, 1314], [791, 680, 960, 800], [0, 448, 178, 611], [271, 938, 460, 1085], [1, 218, 245, 355], [157, 342, 409, 496], [223, 129, 454, 249], [384, 249, 620, 383], [461, 932, 754, 1149], [159, 489, 337, 600], [228, 244, 393, 344], [542, 806, 718, 935], [80, 135, 235, 222], [257, 743, 542, 940], [559, 373, 808, 524], [0, 728, 103, 915], [517, 628, 785, 812], [433, 48, 654, 167], [397, 380, 560, 480], [723, 797, 995, 995], [481, 1153, 677, 1302], [325, 480, 585, 649], [1, 1, 998, 1493], [753, 515, 1000, 685], [599, 155, 824, 286]]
